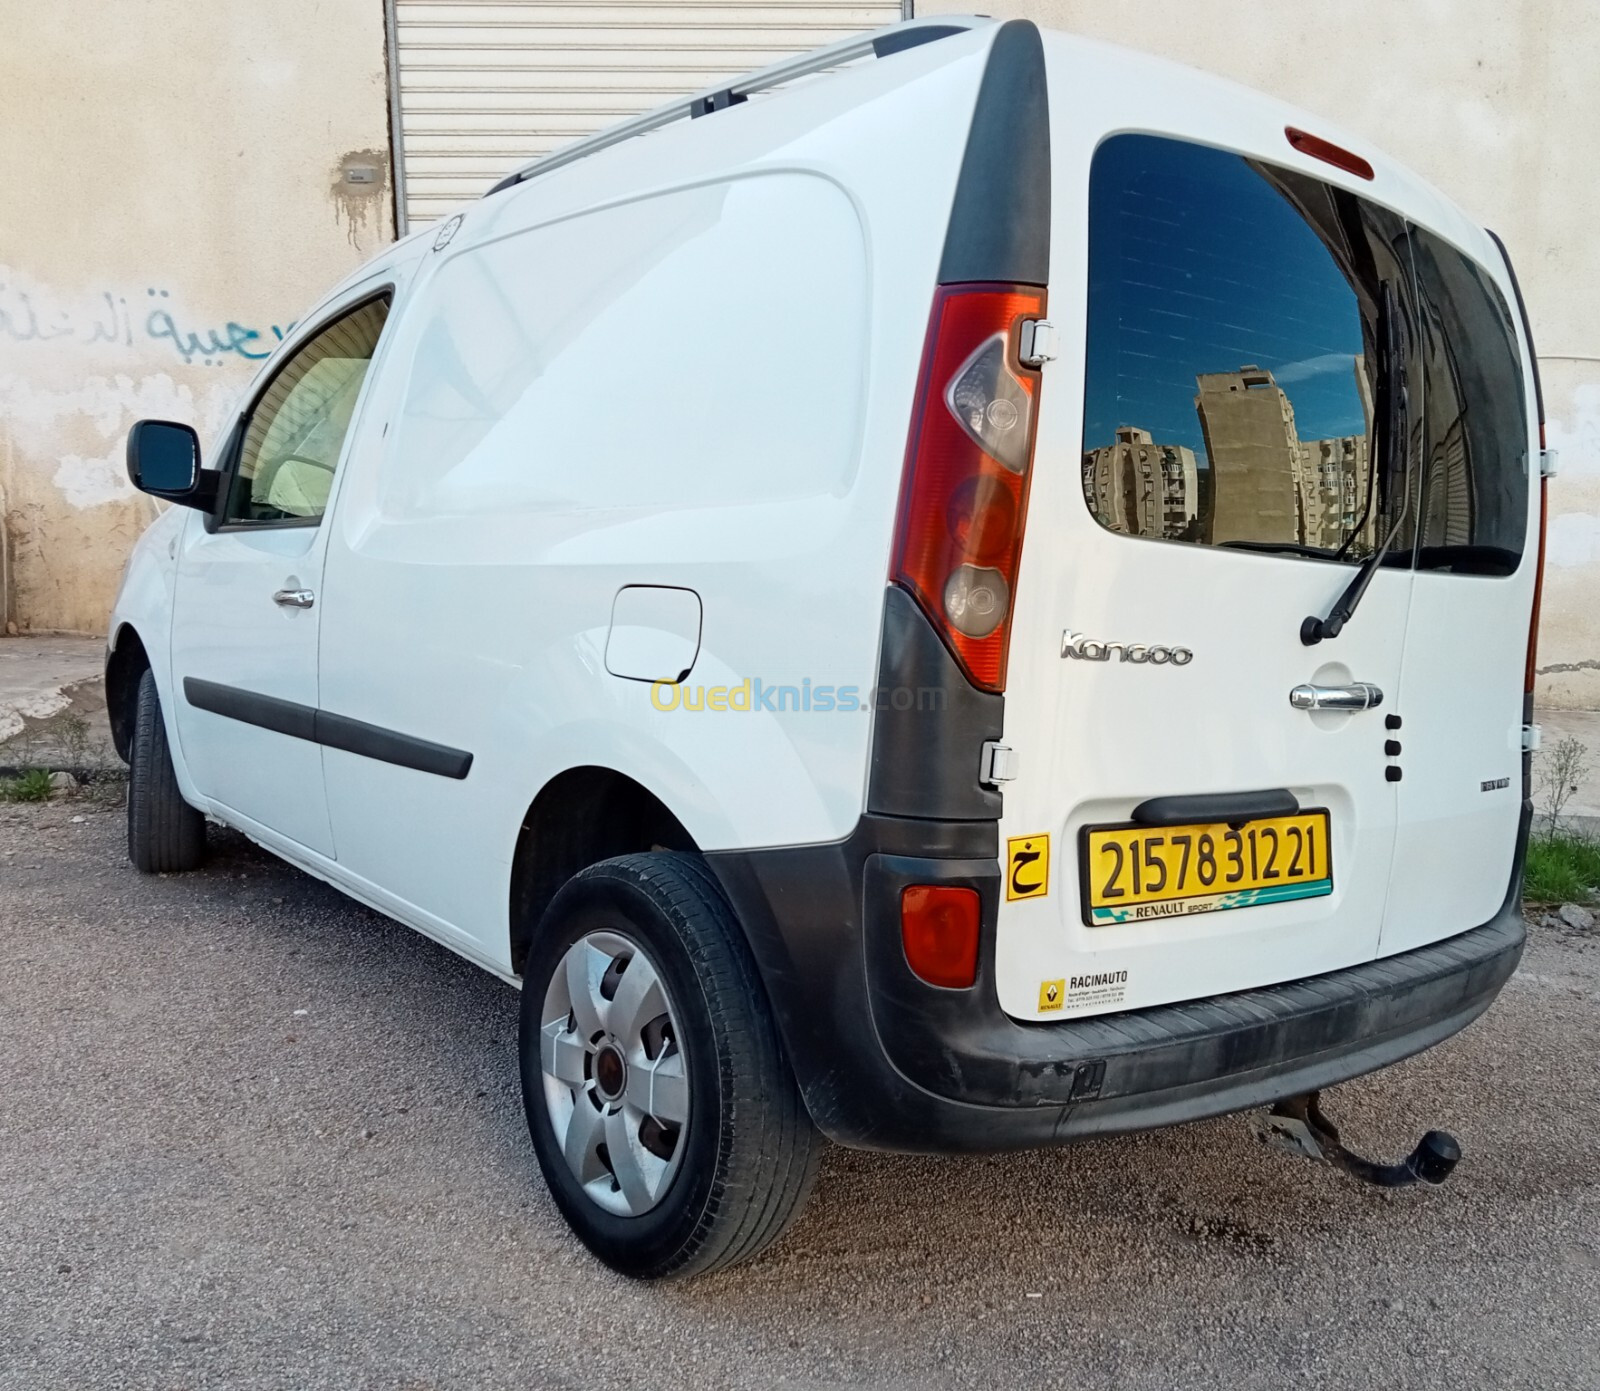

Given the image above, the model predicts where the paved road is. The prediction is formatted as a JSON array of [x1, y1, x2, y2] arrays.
[[2, 801, 1597, 1390]]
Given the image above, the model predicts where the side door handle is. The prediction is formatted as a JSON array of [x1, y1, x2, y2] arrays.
[[273, 588, 316, 610], [1290, 682, 1382, 711]]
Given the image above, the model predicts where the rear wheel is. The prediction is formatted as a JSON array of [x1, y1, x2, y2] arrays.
[[127, 669, 205, 874], [519, 852, 820, 1279]]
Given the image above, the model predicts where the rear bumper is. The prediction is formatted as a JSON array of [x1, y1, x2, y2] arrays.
[[706, 806, 1528, 1153]]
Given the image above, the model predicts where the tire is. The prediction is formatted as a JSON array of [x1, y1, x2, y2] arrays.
[[519, 851, 821, 1279], [127, 669, 206, 874]]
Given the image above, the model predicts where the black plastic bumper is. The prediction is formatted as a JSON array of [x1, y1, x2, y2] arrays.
[[705, 806, 1528, 1154]]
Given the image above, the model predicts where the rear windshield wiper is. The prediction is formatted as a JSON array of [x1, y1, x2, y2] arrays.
[[1302, 280, 1410, 646]]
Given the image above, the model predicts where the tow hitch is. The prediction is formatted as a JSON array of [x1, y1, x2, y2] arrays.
[[1260, 1091, 1462, 1188]]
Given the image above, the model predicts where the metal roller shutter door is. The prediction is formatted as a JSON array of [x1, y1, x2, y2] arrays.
[[388, 1, 910, 230]]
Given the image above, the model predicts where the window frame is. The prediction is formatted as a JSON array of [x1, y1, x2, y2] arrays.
[[207, 286, 395, 534]]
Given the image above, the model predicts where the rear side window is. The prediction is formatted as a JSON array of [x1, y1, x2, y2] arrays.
[[1081, 134, 1527, 574], [1407, 228, 1528, 573]]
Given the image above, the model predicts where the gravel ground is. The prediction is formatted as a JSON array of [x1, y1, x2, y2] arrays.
[[2, 799, 1597, 1391]]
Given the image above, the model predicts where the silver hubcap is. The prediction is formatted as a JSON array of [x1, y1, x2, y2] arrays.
[[540, 931, 689, 1217]]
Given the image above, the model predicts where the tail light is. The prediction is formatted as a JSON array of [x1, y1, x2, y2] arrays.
[[1526, 425, 1549, 695], [900, 884, 981, 989], [893, 284, 1046, 692]]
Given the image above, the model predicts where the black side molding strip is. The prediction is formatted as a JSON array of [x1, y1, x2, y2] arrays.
[[1131, 789, 1300, 827], [183, 678, 473, 780], [316, 710, 473, 780], [184, 678, 316, 743]]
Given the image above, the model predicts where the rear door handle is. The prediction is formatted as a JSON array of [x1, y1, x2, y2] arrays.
[[1290, 682, 1382, 711], [273, 588, 316, 610]]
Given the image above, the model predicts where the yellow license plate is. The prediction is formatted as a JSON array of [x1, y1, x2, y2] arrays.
[[1081, 810, 1332, 925]]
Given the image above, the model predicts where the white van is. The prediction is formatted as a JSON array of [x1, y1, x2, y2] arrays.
[[107, 16, 1545, 1277]]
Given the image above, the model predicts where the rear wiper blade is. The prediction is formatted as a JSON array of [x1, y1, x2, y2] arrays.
[[1302, 280, 1409, 646]]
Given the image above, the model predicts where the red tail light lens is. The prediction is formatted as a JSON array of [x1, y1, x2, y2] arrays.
[[1526, 437, 1549, 694], [900, 884, 981, 989], [894, 284, 1046, 692]]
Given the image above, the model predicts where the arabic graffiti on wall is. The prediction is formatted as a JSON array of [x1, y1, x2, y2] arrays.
[[0, 270, 293, 367], [147, 288, 293, 365], [2, 267, 286, 525]]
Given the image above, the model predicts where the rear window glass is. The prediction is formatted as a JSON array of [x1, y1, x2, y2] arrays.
[[1407, 228, 1529, 573], [1081, 134, 1528, 575]]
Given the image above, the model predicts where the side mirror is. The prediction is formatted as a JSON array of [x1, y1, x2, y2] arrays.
[[126, 420, 217, 511]]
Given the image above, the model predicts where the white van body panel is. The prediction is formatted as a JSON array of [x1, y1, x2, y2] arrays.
[[311, 36, 994, 967]]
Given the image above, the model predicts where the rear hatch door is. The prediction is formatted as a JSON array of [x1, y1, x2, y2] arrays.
[[997, 125, 1426, 1021]]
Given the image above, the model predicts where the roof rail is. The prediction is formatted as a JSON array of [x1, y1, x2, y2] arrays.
[[483, 15, 991, 198]]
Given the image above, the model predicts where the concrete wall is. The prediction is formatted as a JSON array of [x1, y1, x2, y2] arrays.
[[0, 1, 392, 635], [3, 2, 1594, 708], [927, 0, 1600, 708]]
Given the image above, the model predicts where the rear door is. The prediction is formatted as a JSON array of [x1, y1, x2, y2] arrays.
[[1379, 229, 1535, 954], [996, 131, 1418, 1021]]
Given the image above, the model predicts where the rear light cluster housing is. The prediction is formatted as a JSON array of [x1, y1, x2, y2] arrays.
[[892, 284, 1047, 693], [1526, 426, 1549, 695]]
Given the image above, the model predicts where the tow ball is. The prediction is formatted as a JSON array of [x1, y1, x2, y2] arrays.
[[1260, 1091, 1462, 1188]]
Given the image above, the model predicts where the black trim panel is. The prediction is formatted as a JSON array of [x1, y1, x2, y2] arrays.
[[1131, 788, 1300, 826], [937, 19, 1051, 286], [867, 584, 1003, 820], [706, 800, 1531, 1154], [182, 678, 473, 780]]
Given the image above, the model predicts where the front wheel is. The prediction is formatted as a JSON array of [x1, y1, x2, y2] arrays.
[[127, 669, 206, 874], [519, 852, 820, 1279]]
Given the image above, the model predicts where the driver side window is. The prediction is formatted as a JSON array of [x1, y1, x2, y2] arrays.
[[223, 294, 390, 526]]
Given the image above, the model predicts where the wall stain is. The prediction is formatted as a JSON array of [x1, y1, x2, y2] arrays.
[[331, 149, 390, 250]]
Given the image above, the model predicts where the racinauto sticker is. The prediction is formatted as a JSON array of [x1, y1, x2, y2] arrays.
[[1039, 970, 1130, 1014]]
